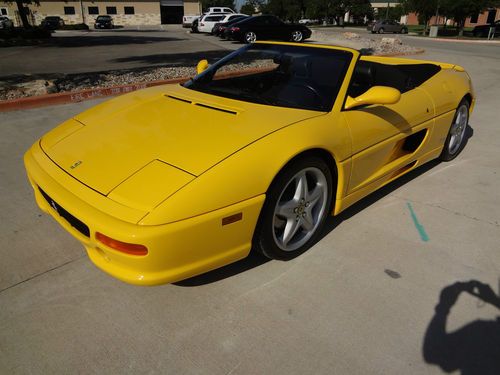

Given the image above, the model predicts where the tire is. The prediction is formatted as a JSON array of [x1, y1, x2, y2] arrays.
[[440, 100, 470, 161], [401, 27, 408, 34], [253, 156, 334, 260], [244, 31, 257, 43], [291, 30, 304, 42], [378, 27, 384, 34]]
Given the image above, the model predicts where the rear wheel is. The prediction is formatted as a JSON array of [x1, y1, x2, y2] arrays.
[[440, 100, 470, 161], [378, 27, 384, 34], [244, 31, 257, 43], [291, 30, 304, 42], [253, 157, 333, 260]]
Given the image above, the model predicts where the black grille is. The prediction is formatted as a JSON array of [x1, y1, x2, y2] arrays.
[[38, 187, 90, 237]]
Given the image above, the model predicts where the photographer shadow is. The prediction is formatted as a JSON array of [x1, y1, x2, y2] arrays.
[[423, 280, 500, 375]]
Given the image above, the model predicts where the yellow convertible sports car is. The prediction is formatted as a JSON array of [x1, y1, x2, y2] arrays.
[[25, 42, 474, 285]]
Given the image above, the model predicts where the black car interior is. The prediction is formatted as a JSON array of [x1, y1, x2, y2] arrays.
[[348, 60, 441, 98]]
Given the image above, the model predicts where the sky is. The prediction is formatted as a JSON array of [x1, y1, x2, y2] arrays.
[[235, 0, 245, 11]]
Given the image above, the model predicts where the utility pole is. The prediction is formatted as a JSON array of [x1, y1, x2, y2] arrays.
[[385, 1, 389, 19]]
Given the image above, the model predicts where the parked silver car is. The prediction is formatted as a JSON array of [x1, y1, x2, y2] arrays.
[[367, 19, 407, 34], [0, 16, 14, 29]]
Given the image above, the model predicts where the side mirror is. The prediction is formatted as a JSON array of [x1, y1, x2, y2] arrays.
[[196, 59, 209, 75], [345, 86, 401, 110]]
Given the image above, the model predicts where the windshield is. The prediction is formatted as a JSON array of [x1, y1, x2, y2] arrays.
[[183, 44, 352, 112], [97, 16, 110, 21]]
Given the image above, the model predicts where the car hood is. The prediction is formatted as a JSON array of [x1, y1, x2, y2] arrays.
[[41, 84, 325, 197]]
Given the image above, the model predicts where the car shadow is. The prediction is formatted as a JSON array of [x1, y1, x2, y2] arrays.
[[174, 123, 473, 287], [49, 35, 185, 47], [423, 279, 500, 374]]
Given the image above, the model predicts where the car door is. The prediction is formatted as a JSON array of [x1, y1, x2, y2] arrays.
[[341, 64, 435, 194], [267, 16, 288, 40]]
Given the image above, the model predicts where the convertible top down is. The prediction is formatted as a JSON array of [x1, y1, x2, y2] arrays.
[[25, 42, 474, 285]]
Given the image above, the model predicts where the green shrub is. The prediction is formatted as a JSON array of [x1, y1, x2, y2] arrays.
[[0, 27, 52, 47]]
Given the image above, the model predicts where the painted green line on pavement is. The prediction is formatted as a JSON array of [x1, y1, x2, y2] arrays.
[[407, 202, 429, 242]]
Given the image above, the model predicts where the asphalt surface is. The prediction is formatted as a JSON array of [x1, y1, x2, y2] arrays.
[[1, 25, 499, 77], [1, 35, 499, 374]]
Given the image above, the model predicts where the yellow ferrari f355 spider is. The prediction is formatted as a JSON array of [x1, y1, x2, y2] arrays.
[[25, 42, 474, 285]]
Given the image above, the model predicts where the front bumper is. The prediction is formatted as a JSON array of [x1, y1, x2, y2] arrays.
[[25, 142, 265, 285]]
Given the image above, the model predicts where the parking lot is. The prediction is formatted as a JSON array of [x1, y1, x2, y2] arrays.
[[0, 32, 499, 374]]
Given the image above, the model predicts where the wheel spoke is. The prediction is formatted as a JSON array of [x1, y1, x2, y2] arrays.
[[294, 172, 308, 202], [276, 200, 296, 220], [302, 213, 314, 231], [282, 218, 301, 246], [308, 184, 323, 207]]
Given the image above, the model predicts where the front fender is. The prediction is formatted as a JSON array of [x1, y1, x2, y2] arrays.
[[140, 112, 351, 225]]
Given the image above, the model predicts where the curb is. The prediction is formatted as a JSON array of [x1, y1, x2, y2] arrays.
[[406, 35, 500, 44], [0, 77, 187, 112]]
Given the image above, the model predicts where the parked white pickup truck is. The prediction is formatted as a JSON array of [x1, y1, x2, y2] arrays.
[[183, 7, 235, 28]]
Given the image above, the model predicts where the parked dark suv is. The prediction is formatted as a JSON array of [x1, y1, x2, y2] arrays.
[[41, 16, 65, 30], [94, 15, 114, 29]]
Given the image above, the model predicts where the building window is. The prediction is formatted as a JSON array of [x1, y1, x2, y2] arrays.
[[0, 8, 7, 16], [124, 6, 135, 15], [88, 6, 99, 15], [64, 7, 76, 15], [106, 6, 117, 15], [469, 13, 478, 23]]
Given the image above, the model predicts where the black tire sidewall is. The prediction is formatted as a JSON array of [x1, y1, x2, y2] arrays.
[[253, 156, 334, 260]]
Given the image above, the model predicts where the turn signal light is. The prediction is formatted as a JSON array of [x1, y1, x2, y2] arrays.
[[96, 232, 148, 256]]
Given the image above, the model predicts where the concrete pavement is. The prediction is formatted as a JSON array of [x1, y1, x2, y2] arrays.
[[0, 40, 499, 374]]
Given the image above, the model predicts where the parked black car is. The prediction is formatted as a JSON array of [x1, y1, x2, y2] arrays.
[[224, 15, 311, 43], [94, 15, 114, 29], [40, 16, 65, 30], [212, 15, 248, 38], [472, 20, 500, 37]]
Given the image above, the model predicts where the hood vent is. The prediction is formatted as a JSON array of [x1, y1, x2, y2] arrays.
[[166, 95, 192, 104], [195, 103, 237, 115], [165, 94, 238, 115]]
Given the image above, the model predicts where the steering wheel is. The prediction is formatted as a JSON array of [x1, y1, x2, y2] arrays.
[[289, 83, 324, 107]]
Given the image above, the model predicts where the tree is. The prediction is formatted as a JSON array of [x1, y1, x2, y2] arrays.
[[3, 0, 38, 28], [345, 0, 373, 24], [440, 0, 498, 36], [240, 0, 264, 14], [201, 0, 236, 12], [400, 0, 438, 34]]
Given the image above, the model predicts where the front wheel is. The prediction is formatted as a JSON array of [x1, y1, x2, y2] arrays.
[[291, 30, 304, 42], [378, 27, 384, 34], [244, 31, 257, 43], [440, 100, 470, 161], [253, 157, 333, 260]]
